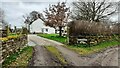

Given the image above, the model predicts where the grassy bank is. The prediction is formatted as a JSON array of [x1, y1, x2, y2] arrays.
[[45, 46, 67, 65], [64, 40, 120, 56], [3, 46, 33, 66], [38, 34, 67, 43]]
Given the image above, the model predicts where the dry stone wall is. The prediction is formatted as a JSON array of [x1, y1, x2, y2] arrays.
[[0, 35, 27, 63]]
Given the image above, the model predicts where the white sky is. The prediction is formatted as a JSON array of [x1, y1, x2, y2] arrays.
[[0, 0, 73, 28], [0, 0, 119, 28]]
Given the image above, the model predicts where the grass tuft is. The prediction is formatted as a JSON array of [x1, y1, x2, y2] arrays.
[[45, 46, 67, 65]]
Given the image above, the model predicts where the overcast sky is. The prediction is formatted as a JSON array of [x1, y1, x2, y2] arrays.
[[0, 0, 119, 28]]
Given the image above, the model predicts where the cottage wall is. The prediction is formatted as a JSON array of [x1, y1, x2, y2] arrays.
[[30, 19, 55, 34], [30, 19, 44, 33]]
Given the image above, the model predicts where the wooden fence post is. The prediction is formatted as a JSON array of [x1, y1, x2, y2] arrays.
[[67, 26, 70, 44]]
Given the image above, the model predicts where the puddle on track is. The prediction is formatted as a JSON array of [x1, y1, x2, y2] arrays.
[[28, 40, 36, 46]]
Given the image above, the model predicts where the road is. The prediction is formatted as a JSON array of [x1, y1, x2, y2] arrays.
[[28, 34, 88, 66], [28, 34, 119, 66], [28, 46, 61, 66], [89, 47, 119, 66]]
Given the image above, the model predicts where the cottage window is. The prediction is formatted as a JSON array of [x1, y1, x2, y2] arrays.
[[46, 29, 48, 32]]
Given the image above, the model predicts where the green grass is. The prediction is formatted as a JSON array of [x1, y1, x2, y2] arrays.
[[38, 34, 67, 43], [45, 46, 67, 65], [38, 34, 120, 56], [8, 33, 17, 36], [3, 46, 33, 66], [64, 40, 120, 56]]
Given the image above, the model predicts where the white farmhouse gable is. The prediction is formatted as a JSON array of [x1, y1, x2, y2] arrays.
[[30, 19, 55, 34]]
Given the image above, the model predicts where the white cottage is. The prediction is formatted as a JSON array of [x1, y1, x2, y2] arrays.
[[30, 19, 55, 34]]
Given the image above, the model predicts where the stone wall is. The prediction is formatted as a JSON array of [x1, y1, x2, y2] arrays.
[[0, 35, 27, 63], [0, 30, 7, 37]]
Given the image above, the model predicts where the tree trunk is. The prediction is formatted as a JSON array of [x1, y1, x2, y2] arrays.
[[55, 28, 57, 34], [59, 26, 62, 37], [28, 25, 30, 33]]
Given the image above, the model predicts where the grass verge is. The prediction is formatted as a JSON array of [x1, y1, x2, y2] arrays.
[[38, 34, 120, 56], [3, 46, 33, 66], [38, 34, 67, 43], [45, 46, 67, 65], [63, 40, 120, 56]]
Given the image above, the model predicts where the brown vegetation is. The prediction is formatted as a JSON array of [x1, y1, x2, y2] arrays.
[[68, 20, 119, 36]]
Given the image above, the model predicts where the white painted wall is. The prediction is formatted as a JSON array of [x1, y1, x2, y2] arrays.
[[30, 19, 44, 33], [30, 19, 55, 34], [42, 26, 55, 34], [48, 27, 55, 34]]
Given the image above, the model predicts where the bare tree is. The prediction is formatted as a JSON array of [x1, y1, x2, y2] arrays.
[[0, 8, 4, 22], [23, 2, 70, 35], [72, 0, 117, 22], [23, 11, 40, 33], [0, 8, 8, 28], [40, 2, 70, 36], [23, 15, 30, 33], [30, 11, 39, 22], [0, 8, 5, 23]]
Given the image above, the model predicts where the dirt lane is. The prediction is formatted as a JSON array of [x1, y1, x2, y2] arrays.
[[89, 47, 119, 66], [101, 47, 118, 66], [28, 34, 87, 66], [28, 34, 119, 66], [29, 46, 61, 66], [28, 34, 63, 46]]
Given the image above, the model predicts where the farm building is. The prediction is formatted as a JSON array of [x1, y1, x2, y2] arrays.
[[30, 19, 55, 34]]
